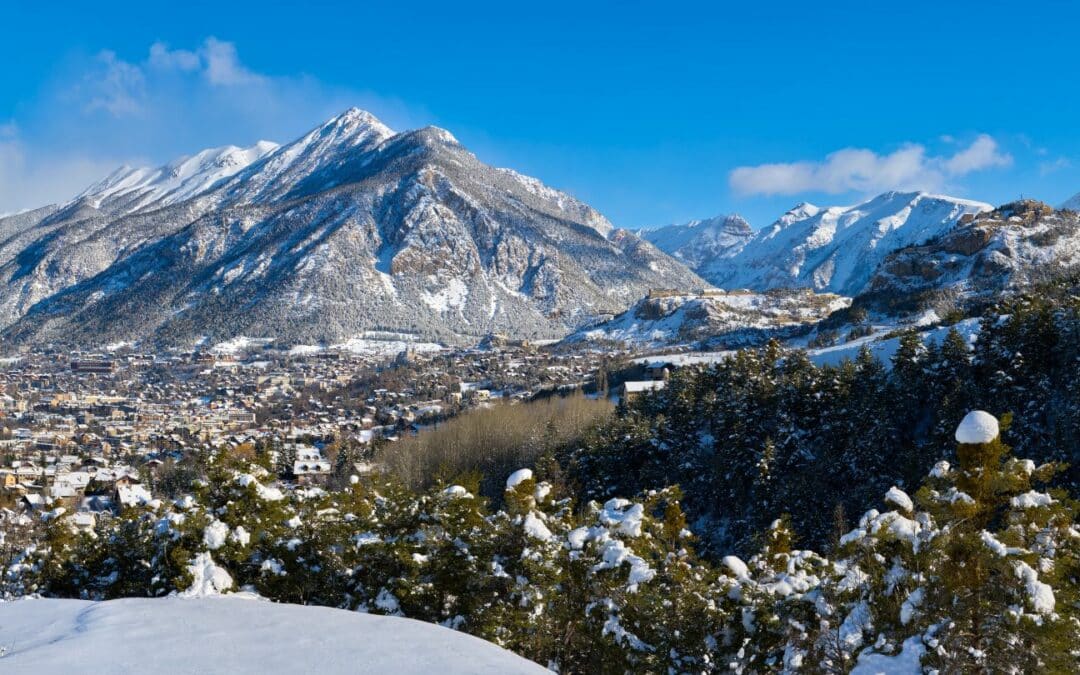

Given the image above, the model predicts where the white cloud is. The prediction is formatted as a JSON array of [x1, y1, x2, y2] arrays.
[[729, 134, 1012, 196], [1039, 157, 1071, 176], [200, 38, 265, 86], [943, 134, 1012, 175], [87, 38, 265, 118], [82, 51, 146, 116], [148, 38, 264, 87], [148, 42, 200, 72]]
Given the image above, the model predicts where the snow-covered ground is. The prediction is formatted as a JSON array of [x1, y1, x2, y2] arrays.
[[625, 317, 982, 372], [210, 336, 275, 355], [0, 597, 547, 674], [630, 351, 735, 367], [571, 290, 849, 349], [329, 336, 444, 356], [806, 318, 981, 368]]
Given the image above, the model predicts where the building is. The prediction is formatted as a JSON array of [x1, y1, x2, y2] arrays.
[[620, 380, 667, 402], [71, 359, 115, 374]]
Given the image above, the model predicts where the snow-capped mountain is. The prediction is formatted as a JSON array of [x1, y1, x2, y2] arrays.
[[0, 108, 702, 347], [704, 192, 991, 296], [1060, 192, 1080, 211], [866, 200, 1080, 306], [76, 141, 279, 214], [639, 214, 753, 270], [209, 108, 395, 206]]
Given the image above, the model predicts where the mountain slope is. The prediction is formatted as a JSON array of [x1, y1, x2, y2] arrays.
[[0, 109, 702, 347], [566, 288, 849, 349], [0, 597, 546, 674], [704, 192, 990, 296], [76, 141, 279, 215], [865, 200, 1080, 308], [639, 214, 753, 270]]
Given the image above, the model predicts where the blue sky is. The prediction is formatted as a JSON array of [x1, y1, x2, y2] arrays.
[[2, 0, 1079, 227]]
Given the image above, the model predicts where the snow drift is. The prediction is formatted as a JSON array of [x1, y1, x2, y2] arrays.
[[0, 597, 547, 674]]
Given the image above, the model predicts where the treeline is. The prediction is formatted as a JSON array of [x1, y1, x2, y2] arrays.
[[561, 282, 1080, 555], [7, 414, 1079, 672], [376, 394, 612, 497]]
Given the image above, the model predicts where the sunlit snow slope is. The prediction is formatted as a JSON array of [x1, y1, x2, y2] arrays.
[[0, 597, 548, 674]]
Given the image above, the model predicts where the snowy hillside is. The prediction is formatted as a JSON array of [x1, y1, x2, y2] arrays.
[[0, 108, 702, 347], [0, 597, 547, 674], [76, 141, 279, 214], [705, 191, 990, 295], [568, 288, 849, 348], [639, 214, 753, 269], [805, 318, 982, 367], [866, 200, 1080, 306]]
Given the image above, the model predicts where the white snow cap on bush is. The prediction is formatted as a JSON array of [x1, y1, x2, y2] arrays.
[[884, 486, 914, 512], [505, 468, 533, 490], [522, 512, 553, 541], [442, 485, 471, 499], [180, 552, 234, 597], [204, 520, 229, 550], [722, 555, 750, 580], [955, 410, 999, 444]]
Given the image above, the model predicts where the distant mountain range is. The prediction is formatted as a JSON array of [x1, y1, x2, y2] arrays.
[[641, 192, 991, 296], [2, 107, 1078, 350], [0, 109, 701, 348]]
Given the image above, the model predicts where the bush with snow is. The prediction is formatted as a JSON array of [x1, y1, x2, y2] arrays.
[[8, 413, 1080, 673]]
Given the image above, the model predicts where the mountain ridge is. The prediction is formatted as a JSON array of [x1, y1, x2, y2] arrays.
[[639, 214, 753, 270], [645, 191, 991, 296]]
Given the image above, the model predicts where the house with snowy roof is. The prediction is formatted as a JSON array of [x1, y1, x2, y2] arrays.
[[67, 511, 96, 534], [21, 493, 45, 511], [293, 445, 331, 485], [619, 380, 667, 402], [115, 484, 154, 510]]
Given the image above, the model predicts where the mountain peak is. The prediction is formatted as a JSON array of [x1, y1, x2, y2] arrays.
[[640, 213, 754, 268], [412, 125, 459, 145], [1, 109, 703, 347], [774, 202, 821, 228], [315, 108, 394, 147]]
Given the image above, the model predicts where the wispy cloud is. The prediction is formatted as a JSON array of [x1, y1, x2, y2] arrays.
[[148, 38, 265, 87], [0, 38, 425, 213], [82, 50, 146, 116], [1039, 157, 1071, 176], [729, 134, 1012, 197]]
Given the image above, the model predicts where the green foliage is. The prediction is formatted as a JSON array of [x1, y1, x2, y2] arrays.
[[563, 293, 1080, 556]]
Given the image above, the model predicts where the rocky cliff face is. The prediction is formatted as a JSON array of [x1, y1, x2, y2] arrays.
[[865, 200, 1080, 308]]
